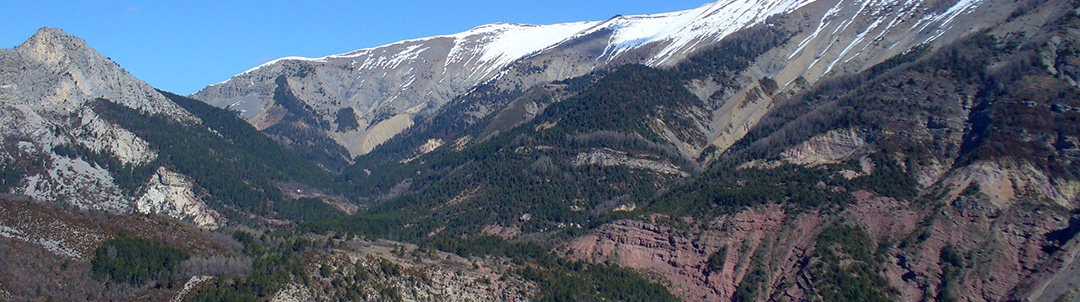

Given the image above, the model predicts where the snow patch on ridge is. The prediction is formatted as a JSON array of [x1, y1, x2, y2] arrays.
[[445, 22, 600, 71], [587, 0, 817, 65], [356, 44, 430, 71], [917, 0, 983, 41], [233, 0, 818, 82]]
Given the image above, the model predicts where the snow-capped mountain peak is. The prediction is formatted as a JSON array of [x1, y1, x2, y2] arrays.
[[584, 0, 815, 64], [232, 0, 816, 82], [195, 0, 994, 161], [443, 21, 600, 73]]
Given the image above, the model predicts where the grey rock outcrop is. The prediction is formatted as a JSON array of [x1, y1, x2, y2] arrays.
[[0, 28, 217, 226]]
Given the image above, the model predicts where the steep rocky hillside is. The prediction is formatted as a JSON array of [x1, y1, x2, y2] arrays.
[[0, 28, 338, 229], [386, 0, 1003, 165], [562, 0, 1080, 301], [0, 27, 206, 217], [195, 0, 926, 165], [316, 0, 1014, 239], [196, 0, 1007, 174]]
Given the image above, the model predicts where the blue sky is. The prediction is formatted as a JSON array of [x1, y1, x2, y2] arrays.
[[2, 1, 710, 95]]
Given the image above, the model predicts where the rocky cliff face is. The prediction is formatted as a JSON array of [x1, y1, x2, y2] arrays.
[[572, 148, 690, 177], [136, 167, 222, 229], [567, 188, 1079, 301], [0, 28, 216, 227]]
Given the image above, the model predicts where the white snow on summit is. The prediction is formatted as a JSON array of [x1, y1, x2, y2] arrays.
[[234, 0, 818, 81], [588, 0, 816, 64], [445, 22, 601, 70]]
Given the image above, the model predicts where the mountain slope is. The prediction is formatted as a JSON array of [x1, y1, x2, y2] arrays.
[[193, 0, 823, 162], [0, 29, 675, 302], [196, 0, 1005, 178], [565, 1, 1080, 300], [0, 27, 199, 214], [290, 0, 1080, 300], [0, 28, 338, 229], [326, 0, 1012, 230]]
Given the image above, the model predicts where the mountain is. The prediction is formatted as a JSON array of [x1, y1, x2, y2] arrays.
[[0, 28, 565, 301], [0, 27, 676, 302], [193, 0, 1007, 179], [194, 0, 832, 165], [297, 0, 1018, 234], [285, 0, 1080, 300], [0, 28, 336, 229], [3, 0, 1080, 300], [560, 1, 1080, 301], [0, 27, 207, 216]]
